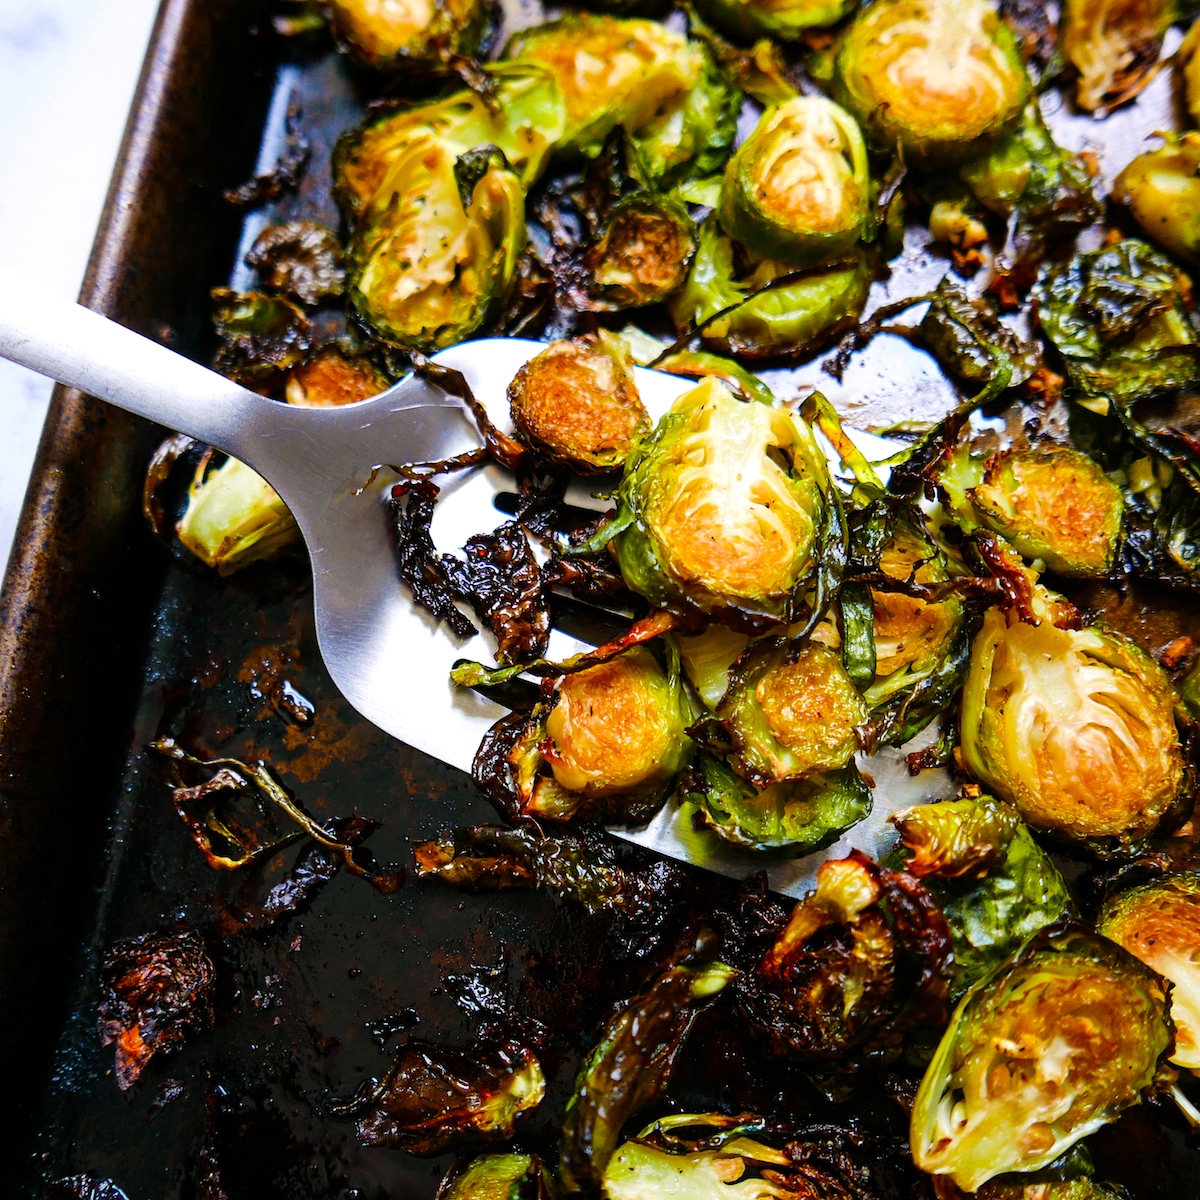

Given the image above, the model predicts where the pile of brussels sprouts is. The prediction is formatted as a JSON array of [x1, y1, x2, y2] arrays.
[[146, 0, 1200, 1194]]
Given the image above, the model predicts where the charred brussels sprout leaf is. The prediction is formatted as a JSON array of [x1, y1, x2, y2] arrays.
[[1112, 133, 1200, 266], [245, 221, 345, 306], [584, 193, 697, 308], [891, 795, 1075, 998], [912, 924, 1173, 1192], [325, 0, 491, 69], [668, 221, 873, 360], [694, 0, 857, 42], [739, 850, 953, 1064], [832, 0, 1030, 164], [508, 331, 649, 473], [682, 751, 872, 854], [715, 639, 867, 787], [611, 378, 835, 624], [974, 1181, 1132, 1200], [655, 349, 776, 405], [333, 65, 566, 351], [504, 15, 739, 187], [211, 288, 311, 385], [1099, 872, 1200, 1071], [558, 947, 736, 1194], [436, 1154, 552, 1200], [329, 1039, 545, 1154], [960, 607, 1185, 854], [1061, 0, 1174, 113], [719, 95, 872, 264]]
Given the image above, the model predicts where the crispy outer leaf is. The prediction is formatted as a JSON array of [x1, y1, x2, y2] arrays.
[[246, 220, 345, 306]]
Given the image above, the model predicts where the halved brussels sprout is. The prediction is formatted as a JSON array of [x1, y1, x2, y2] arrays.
[[508, 331, 649, 473], [333, 65, 566, 351], [960, 607, 1185, 852], [694, 0, 857, 42], [437, 1154, 550, 1199], [1099, 873, 1200, 1071], [506, 645, 692, 823], [610, 377, 834, 623], [325, 0, 490, 69], [285, 345, 390, 407], [503, 15, 739, 185], [718, 95, 871, 264], [1061, 0, 1174, 113], [1112, 133, 1200, 266], [667, 220, 873, 360], [964, 447, 1125, 577], [717, 639, 867, 787], [912, 924, 1173, 1192], [584, 193, 698, 308], [832, 0, 1030, 164]]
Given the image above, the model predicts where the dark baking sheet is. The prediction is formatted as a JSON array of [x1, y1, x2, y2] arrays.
[[3, 2, 1200, 1197]]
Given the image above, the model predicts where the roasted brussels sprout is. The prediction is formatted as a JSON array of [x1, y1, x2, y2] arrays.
[[436, 1154, 551, 1200], [324, 0, 491, 69], [610, 377, 835, 624], [1112, 133, 1200, 266], [176, 455, 300, 575], [503, 645, 692, 823], [694, 0, 856, 42], [718, 95, 872, 264], [584, 192, 698, 308], [1061, 0, 1174, 113], [334, 65, 566, 351], [284, 345, 390, 407], [667, 220, 873, 360], [1099, 873, 1200, 1070], [832, 0, 1030, 164], [943, 446, 1125, 577], [891, 794, 1075, 998], [211, 288, 311, 385], [504, 14, 739, 186], [911, 924, 1173, 1192], [508, 331, 649, 473], [960, 607, 1185, 853]]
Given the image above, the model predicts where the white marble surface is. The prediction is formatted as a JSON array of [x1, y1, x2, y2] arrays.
[[0, 0, 160, 576]]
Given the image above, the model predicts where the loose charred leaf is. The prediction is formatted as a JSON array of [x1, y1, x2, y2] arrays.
[[142, 433, 200, 542], [413, 822, 687, 918], [258, 823, 373, 924], [246, 221, 345, 306], [98, 929, 216, 1090], [149, 739, 404, 892], [890, 793, 1019, 882], [542, 550, 638, 607], [211, 288, 311, 386], [558, 936, 737, 1193], [327, 1039, 545, 1154], [224, 100, 309, 207], [440, 520, 550, 665], [738, 849, 953, 1068], [390, 478, 477, 639]]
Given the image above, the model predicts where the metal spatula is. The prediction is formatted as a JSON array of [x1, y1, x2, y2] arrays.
[[0, 279, 947, 897]]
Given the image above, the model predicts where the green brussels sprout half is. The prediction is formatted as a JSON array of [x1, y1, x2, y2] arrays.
[[682, 751, 872, 854], [176, 456, 300, 575], [436, 1153, 551, 1200], [717, 639, 867, 787], [1061, 0, 1174, 113], [1099, 873, 1200, 1071], [1112, 133, 1200, 266], [584, 193, 698, 309], [694, 0, 856, 42], [891, 795, 1075, 999], [333, 65, 566, 351], [719, 96, 871, 264], [832, 0, 1030, 164], [503, 14, 740, 186], [325, 0, 491, 69], [507, 645, 693, 823], [960, 607, 1185, 853], [911, 924, 1173, 1192], [508, 331, 649, 473], [1180, 17, 1200, 127], [610, 377, 834, 623], [667, 220, 873, 360], [964, 447, 1125, 577]]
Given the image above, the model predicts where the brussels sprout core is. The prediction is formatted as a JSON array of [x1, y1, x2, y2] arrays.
[[612, 378, 832, 621], [1100, 873, 1200, 1071], [833, 0, 1030, 163], [508, 332, 649, 473], [960, 608, 1184, 850], [1113, 134, 1200, 265], [913, 925, 1172, 1191], [719, 96, 871, 263]]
